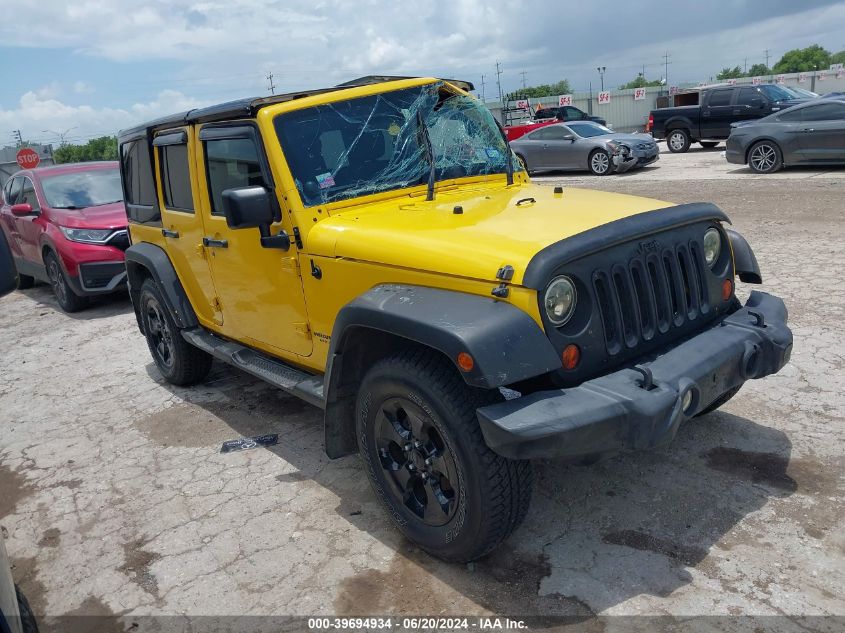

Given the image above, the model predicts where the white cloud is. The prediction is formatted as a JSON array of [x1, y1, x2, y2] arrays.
[[0, 90, 207, 147], [73, 81, 94, 94]]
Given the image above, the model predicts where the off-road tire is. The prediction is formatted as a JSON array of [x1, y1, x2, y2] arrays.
[[696, 385, 742, 417], [44, 251, 87, 312], [356, 348, 532, 562], [667, 129, 691, 153], [699, 141, 719, 148], [747, 141, 783, 174], [139, 278, 212, 386], [16, 585, 39, 633], [588, 149, 612, 175]]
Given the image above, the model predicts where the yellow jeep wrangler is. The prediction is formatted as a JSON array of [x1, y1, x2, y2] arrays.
[[119, 76, 792, 562]]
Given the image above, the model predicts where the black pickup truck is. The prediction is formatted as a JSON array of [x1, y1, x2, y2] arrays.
[[650, 84, 807, 152]]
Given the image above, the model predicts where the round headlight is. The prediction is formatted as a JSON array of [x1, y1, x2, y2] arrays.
[[703, 228, 721, 267], [544, 276, 577, 325]]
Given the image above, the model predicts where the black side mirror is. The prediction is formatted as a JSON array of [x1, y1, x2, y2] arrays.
[[221, 186, 275, 229], [221, 186, 290, 250]]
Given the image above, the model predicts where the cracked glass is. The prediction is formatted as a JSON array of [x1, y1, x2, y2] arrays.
[[274, 81, 520, 207]]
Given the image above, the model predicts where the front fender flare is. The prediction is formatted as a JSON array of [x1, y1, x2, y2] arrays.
[[327, 284, 561, 390], [726, 229, 762, 284]]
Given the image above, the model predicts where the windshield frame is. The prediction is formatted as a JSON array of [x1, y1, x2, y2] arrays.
[[759, 84, 799, 102], [272, 81, 520, 209], [39, 167, 124, 209]]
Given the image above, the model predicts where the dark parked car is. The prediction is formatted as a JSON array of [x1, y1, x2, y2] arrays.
[[726, 98, 845, 173], [0, 162, 128, 312], [534, 105, 607, 126], [650, 84, 808, 153], [511, 121, 658, 175]]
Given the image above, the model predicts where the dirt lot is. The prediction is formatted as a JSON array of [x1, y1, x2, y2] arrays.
[[1, 147, 844, 630]]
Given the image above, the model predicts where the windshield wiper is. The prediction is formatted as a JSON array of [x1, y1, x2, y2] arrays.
[[495, 120, 514, 186], [416, 110, 436, 201], [53, 205, 82, 210]]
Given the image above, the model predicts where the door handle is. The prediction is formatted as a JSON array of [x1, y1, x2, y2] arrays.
[[202, 237, 228, 248], [799, 128, 815, 133], [162, 229, 180, 238]]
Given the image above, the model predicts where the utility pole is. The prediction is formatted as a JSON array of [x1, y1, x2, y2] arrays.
[[495, 61, 505, 125], [520, 70, 528, 90], [267, 72, 276, 95], [480, 74, 486, 101], [662, 52, 671, 86], [42, 127, 77, 145], [596, 66, 606, 91], [765, 49, 771, 69], [12, 130, 22, 146], [744, 57, 748, 73]]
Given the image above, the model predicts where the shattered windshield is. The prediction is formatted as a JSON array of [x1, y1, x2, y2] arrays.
[[274, 82, 518, 207]]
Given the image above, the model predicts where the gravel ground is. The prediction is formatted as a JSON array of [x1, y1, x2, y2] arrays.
[[1, 147, 843, 631]]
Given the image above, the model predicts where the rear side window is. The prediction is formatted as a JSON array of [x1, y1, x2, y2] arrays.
[[204, 138, 265, 215], [800, 102, 845, 121], [159, 143, 194, 211], [4, 177, 22, 205], [120, 137, 160, 224], [708, 90, 732, 107]]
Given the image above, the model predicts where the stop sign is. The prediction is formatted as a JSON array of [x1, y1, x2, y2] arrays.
[[16, 148, 40, 170]]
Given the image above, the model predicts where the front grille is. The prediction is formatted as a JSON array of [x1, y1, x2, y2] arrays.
[[592, 242, 710, 355], [635, 142, 655, 151], [107, 230, 130, 251]]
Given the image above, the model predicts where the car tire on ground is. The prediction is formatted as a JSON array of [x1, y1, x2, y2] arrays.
[[588, 149, 612, 175], [356, 347, 532, 563], [667, 129, 692, 153], [139, 278, 212, 386], [44, 251, 88, 312], [747, 140, 783, 174], [700, 141, 719, 148], [16, 585, 39, 633], [516, 153, 531, 175], [696, 385, 742, 417]]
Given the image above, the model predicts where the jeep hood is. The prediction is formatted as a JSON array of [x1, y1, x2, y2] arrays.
[[307, 184, 675, 286]]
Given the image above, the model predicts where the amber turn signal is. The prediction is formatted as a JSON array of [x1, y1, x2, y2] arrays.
[[561, 344, 580, 370], [722, 278, 733, 302], [457, 352, 474, 372]]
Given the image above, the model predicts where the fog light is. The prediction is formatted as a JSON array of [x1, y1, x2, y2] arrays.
[[722, 278, 733, 301], [457, 352, 474, 372], [682, 389, 694, 414], [561, 344, 580, 370]]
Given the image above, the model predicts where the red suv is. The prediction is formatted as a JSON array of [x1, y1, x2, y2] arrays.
[[0, 161, 128, 312]]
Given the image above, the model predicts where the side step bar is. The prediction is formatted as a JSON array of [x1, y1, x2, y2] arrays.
[[181, 328, 326, 409]]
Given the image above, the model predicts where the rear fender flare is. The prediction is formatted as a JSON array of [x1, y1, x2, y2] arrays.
[[124, 242, 198, 332]]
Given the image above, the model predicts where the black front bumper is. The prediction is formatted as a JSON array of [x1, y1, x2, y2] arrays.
[[477, 291, 792, 460]]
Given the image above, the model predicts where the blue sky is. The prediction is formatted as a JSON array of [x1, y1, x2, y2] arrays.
[[2, 0, 843, 147]]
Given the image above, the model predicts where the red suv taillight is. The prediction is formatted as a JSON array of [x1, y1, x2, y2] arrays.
[[646, 113, 654, 132]]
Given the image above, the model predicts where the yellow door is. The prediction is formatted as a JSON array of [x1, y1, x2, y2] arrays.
[[153, 128, 222, 327], [195, 123, 313, 358]]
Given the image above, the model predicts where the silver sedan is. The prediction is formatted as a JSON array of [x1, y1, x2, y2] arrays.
[[511, 121, 659, 175]]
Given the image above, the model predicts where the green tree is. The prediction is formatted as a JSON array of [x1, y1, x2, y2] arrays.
[[54, 136, 118, 164], [506, 79, 571, 102], [831, 50, 845, 65], [717, 66, 744, 80], [773, 45, 832, 73], [618, 75, 662, 89], [747, 63, 771, 77]]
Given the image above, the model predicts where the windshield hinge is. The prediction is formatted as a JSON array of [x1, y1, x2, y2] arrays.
[[293, 322, 311, 339], [292, 227, 303, 249]]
